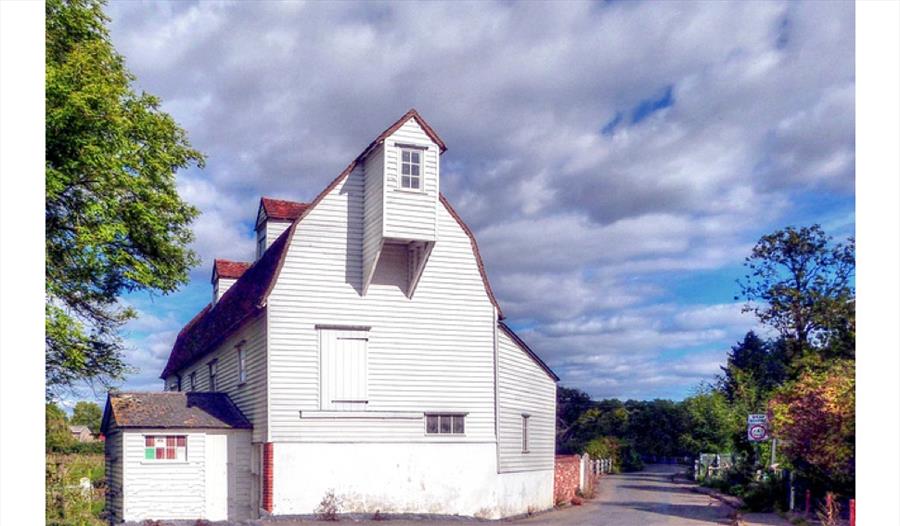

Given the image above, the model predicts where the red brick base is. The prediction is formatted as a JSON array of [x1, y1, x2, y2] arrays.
[[263, 442, 274, 512], [554, 454, 581, 505]]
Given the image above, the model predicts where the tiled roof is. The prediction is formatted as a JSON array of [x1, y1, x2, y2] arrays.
[[160, 226, 294, 378], [212, 259, 251, 281], [162, 109, 511, 379], [101, 392, 251, 432], [260, 197, 308, 221], [498, 322, 560, 382]]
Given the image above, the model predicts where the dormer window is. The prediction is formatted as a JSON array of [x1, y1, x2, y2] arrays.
[[400, 148, 421, 190]]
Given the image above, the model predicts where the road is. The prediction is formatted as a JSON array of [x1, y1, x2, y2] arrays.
[[517, 464, 733, 526]]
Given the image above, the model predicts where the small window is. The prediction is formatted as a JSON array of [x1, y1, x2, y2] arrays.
[[208, 360, 218, 391], [189, 371, 196, 392], [425, 414, 465, 435], [144, 435, 187, 461], [237, 346, 247, 384], [172, 375, 181, 392], [400, 148, 422, 190], [522, 414, 530, 453], [256, 229, 266, 259]]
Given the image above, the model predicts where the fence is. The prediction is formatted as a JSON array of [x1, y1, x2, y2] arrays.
[[554, 454, 614, 505]]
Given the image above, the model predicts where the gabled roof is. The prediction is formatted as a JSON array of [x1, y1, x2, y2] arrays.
[[160, 226, 293, 378], [101, 392, 251, 433], [498, 322, 560, 382], [211, 259, 251, 282], [259, 197, 309, 222], [162, 109, 501, 379]]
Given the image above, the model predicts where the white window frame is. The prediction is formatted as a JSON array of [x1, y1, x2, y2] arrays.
[[237, 345, 247, 385], [208, 359, 218, 391], [399, 147, 423, 190], [425, 413, 466, 435], [143, 434, 187, 463], [522, 414, 530, 453]]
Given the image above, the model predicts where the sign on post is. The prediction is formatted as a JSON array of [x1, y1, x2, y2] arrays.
[[747, 414, 769, 442]]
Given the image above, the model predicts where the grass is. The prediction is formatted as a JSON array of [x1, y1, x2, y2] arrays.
[[46, 452, 106, 526]]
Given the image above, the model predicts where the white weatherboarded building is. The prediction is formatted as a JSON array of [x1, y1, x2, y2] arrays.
[[103, 110, 559, 523]]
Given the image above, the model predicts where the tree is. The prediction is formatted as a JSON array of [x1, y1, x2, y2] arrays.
[[737, 225, 854, 366], [768, 359, 855, 494], [556, 386, 594, 451], [70, 401, 103, 434], [46, 0, 203, 398], [46, 402, 73, 451], [678, 389, 739, 456], [718, 332, 788, 406]]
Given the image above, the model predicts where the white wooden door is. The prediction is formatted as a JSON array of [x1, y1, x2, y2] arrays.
[[205, 433, 228, 520], [320, 328, 368, 410]]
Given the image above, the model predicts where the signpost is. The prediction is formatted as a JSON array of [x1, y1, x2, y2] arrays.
[[747, 414, 769, 441]]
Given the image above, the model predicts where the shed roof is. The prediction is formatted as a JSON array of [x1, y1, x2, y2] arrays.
[[101, 392, 252, 433], [212, 259, 251, 282]]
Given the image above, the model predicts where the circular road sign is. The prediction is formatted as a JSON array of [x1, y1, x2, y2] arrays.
[[748, 424, 768, 441]]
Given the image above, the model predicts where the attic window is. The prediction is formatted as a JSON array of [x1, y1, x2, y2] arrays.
[[400, 148, 421, 190]]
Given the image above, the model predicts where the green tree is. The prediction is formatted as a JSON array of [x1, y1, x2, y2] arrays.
[[70, 401, 103, 433], [718, 332, 788, 406], [556, 386, 595, 451], [737, 225, 854, 368], [46, 402, 73, 451], [678, 388, 738, 456], [46, 0, 203, 398]]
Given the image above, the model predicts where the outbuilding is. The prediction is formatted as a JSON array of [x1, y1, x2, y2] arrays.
[[101, 392, 254, 523]]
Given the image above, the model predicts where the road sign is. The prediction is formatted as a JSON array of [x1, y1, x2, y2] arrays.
[[747, 414, 769, 442]]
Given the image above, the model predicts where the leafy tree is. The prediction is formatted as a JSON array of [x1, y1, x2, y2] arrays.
[[45, 0, 203, 398], [768, 359, 855, 494], [46, 402, 73, 451], [678, 389, 738, 456], [737, 225, 854, 366], [719, 332, 788, 406], [556, 386, 594, 451], [626, 399, 688, 458], [70, 401, 102, 433]]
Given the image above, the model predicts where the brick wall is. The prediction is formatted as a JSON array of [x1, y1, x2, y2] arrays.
[[554, 454, 581, 505], [263, 442, 273, 512]]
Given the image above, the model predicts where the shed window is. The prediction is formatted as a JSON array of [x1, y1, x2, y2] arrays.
[[522, 414, 530, 453], [208, 360, 218, 391], [400, 149, 421, 190], [144, 435, 186, 461], [425, 414, 465, 435], [237, 346, 247, 384]]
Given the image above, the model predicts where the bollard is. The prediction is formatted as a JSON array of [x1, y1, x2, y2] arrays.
[[850, 499, 855, 526], [805, 489, 811, 517]]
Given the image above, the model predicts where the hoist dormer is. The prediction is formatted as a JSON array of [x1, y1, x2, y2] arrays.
[[361, 109, 447, 297], [255, 197, 308, 260], [211, 259, 250, 304]]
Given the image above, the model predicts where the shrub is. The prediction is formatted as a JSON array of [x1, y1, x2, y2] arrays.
[[741, 477, 784, 512], [315, 490, 341, 521]]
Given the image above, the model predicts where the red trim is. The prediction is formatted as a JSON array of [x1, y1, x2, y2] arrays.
[[263, 442, 274, 513]]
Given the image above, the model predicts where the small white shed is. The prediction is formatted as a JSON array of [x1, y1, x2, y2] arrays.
[[101, 392, 255, 523]]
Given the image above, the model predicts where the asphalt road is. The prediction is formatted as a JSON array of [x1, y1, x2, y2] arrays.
[[516, 464, 733, 526]]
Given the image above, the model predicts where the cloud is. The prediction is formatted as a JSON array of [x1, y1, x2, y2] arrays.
[[102, 0, 854, 400]]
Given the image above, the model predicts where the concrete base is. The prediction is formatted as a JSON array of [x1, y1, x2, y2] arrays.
[[273, 442, 552, 519]]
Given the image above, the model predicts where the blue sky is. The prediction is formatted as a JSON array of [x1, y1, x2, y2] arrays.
[[74, 0, 856, 405]]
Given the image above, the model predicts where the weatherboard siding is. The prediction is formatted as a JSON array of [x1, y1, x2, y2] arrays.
[[362, 147, 384, 290], [497, 329, 557, 473], [383, 119, 439, 242], [171, 314, 268, 443], [266, 219, 292, 250], [105, 428, 124, 521], [266, 157, 496, 443]]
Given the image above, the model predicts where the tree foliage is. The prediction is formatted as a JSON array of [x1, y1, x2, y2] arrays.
[[768, 359, 855, 492], [737, 225, 854, 365], [70, 401, 103, 433], [45, 0, 203, 398], [46, 402, 73, 451]]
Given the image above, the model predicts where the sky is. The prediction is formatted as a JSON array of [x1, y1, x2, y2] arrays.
[[87, 0, 855, 404]]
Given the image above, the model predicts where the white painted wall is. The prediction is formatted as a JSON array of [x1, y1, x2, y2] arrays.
[[167, 314, 268, 443], [266, 165, 496, 443], [214, 276, 237, 303], [118, 429, 252, 522], [382, 119, 438, 242], [273, 442, 551, 519], [497, 328, 557, 473], [266, 219, 292, 249]]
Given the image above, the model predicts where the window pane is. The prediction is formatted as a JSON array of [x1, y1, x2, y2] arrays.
[[411, 178, 420, 189], [156, 448, 165, 459], [166, 447, 176, 460], [145, 448, 155, 460], [155, 437, 166, 447], [402, 176, 411, 188], [452, 415, 465, 434], [411, 164, 419, 176], [166, 436, 175, 447], [402, 151, 410, 162], [402, 164, 410, 175], [411, 151, 420, 163], [176, 436, 186, 447], [176, 447, 186, 461], [426, 415, 439, 434], [439, 415, 452, 434], [145, 436, 154, 447]]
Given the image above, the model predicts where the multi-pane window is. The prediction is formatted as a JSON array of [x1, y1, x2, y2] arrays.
[[208, 360, 218, 391], [237, 346, 247, 384], [522, 414, 530, 453], [425, 414, 465, 435], [400, 149, 422, 190], [144, 435, 186, 461], [189, 371, 196, 392]]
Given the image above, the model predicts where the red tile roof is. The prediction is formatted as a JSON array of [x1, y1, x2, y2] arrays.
[[212, 259, 251, 281], [260, 197, 308, 221], [161, 109, 517, 380]]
